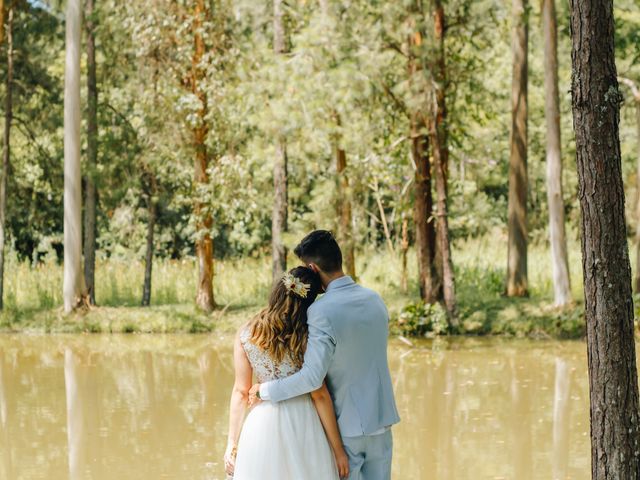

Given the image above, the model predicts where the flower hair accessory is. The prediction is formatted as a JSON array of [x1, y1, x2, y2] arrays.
[[282, 272, 311, 298]]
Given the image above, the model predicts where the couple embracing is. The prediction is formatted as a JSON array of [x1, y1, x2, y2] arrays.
[[225, 230, 400, 480]]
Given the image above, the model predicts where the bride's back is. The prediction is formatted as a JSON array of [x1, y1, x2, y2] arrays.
[[240, 327, 300, 383], [239, 266, 322, 384]]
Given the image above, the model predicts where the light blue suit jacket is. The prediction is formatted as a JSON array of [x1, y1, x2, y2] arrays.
[[261, 276, 400, 438]]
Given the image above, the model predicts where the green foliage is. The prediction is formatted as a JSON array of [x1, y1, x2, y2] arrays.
[[393, 301, 449, 337], [1, 234, 591, 339], [3, 0, 639, 265], [1, 0, 639, 332]]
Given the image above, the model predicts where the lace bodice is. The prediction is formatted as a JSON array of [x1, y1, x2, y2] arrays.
[[240, 327, 300, 383]]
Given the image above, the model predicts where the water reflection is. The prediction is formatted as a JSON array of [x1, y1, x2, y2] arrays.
[[0, 335, 591, 479], [0, 348, 13, 480], [389, 339, 590, 479], [552, 358, 571, 480]]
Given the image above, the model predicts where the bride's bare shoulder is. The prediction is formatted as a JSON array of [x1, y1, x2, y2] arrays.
[[235, 322, 252, 342]]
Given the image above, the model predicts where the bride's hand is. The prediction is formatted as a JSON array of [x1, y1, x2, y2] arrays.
[[224, 443, 237, 476], [334, 447, 350, 479]]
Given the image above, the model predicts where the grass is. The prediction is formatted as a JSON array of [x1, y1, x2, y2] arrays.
[[0, 228, 603, 337]]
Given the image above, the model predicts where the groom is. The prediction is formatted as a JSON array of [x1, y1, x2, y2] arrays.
[[249, 230, 400, 480]]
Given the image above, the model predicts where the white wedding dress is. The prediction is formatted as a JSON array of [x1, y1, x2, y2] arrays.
[[232, 328, 339, 480]]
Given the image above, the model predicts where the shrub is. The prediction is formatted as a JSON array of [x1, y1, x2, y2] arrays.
[[392, 302, 449, 337]]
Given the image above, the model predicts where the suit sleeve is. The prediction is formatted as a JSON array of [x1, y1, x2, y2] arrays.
[[259, 305, 336, 403]]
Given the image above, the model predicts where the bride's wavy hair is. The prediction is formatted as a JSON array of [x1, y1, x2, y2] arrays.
[[249, 266, 322, 368]]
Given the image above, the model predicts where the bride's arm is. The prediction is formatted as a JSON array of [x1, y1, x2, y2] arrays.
[[224, 331, 252, 475], [310, 383, 350, 479]]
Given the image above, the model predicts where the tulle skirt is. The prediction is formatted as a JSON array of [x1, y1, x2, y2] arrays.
[[233, 394, 339, 480]]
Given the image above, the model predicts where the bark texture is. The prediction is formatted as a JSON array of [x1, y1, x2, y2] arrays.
[[191, 0, 215, 311], [507, 0, 529, 297], [0, 2, 13, 311], [542, 0, 571, 306], [400, 216, 409, 293], [570, 1, 640, 477], [83, 0, 98, 305], [408, 21, 439, 303], [430, 0, 456, 319], [271, 0, 288, 282], [412, 123, 438, 303], [0, 0, 4, 47], [63, 0, 86, 312], [142, 170, 157, 307], [142, 61, 161, 307]]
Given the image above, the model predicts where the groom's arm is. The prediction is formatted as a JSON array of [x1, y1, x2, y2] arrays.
[[259, 305, 336, 403]]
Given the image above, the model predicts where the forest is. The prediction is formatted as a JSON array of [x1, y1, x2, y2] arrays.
[[4, 1, 640, 478], [0, 0, 639, 337]]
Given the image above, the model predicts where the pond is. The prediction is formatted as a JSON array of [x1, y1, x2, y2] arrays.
[[0, 334, 589, 479]]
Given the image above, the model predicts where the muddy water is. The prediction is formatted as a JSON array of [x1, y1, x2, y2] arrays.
[[0, 335, 589, 479]]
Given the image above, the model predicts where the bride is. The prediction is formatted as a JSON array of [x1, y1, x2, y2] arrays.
[[224, 266, 350, 479]]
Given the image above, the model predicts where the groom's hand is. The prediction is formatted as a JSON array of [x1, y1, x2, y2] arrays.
[[248, 383, 262, 407]]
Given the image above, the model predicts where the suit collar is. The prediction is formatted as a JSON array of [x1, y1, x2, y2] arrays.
[[326, 275, 355, 293]]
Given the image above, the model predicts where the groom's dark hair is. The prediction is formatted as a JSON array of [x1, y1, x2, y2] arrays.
[[294, 230, 343, 273]]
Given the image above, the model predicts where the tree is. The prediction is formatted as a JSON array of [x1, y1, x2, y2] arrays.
[[141, 167, 157, 307], [83, 0, 98, 305], [271, 0, 288, 283], [430, 0, 457, 319], [506, 0, 528, 297], [400, 215, 409, 293], [0, 0, 4, 46], [335, 134, 355, 279], [319, 1, 355, 279], [0, 0, 13, 311], [569, 1, 640, 477], [141, 51, 162, 307], [542, 0, 571, 306], [63, 0, 86, 313], [408, 9, 438, 304], [412, 117, 437, 302], [189, 0, 215, 311]]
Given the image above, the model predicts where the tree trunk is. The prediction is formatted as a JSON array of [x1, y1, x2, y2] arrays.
[[142, 171, 157, 307], [400, 216, 408, 293], [336, 142, 355, 278], [430, 0, 457, 320], [412, 121, 438, 303], [408, 21, 439, 303], [430, 123, 456, 319], [569, 1, 640, 478], [141, 57, 161, 307], [321, 3, 354, 278], [542, 0, 571, 306], [191, 0, 215, 311], [83, 0, 98, 305], [507, 0, 529, 297], [63, 0, 86, 313], [271, 0, 288, 283], [0, 0, 4, 48], [0, 2, 13, 311]]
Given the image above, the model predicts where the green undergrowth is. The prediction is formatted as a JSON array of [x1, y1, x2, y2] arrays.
[[0, 231, 613, 339]]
